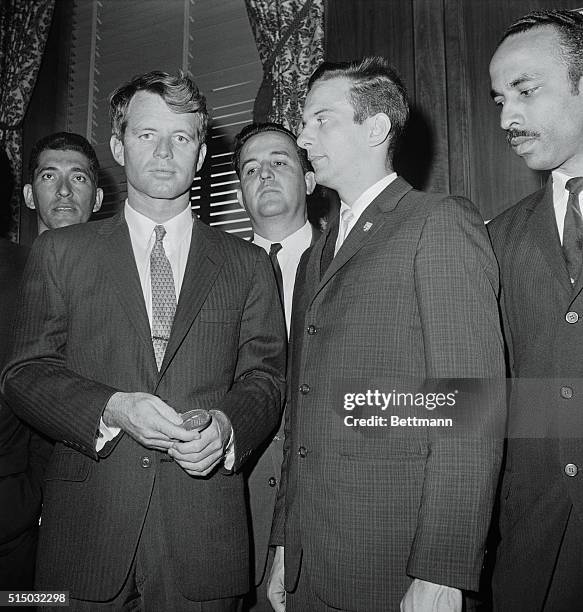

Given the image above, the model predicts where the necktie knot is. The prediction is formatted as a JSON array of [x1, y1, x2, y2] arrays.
[[269, 242, 282, 258], [334, 207, 355, 256], [341, 208, 354, 226], [154, 224, 167, 243]]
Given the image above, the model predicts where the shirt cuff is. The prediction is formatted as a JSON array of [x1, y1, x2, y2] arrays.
[[96, 418, 121, 452], [209, 409, 235, 470]]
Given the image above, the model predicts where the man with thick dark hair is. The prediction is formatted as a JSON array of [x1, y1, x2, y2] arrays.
[[23, 131, 103, 234], [2, 70, 286, 610], [489, 9, 583, 611], [268, 56, 505, 612], [233, 122, 318, 332]]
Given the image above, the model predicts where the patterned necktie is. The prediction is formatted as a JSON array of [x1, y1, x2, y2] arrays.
[[334, 208, 355, 256], [563, 177, 583, 283], [269, 242, 284, 308], [150, 225, 177, 369]]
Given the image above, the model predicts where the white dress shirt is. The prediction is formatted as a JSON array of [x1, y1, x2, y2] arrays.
[[552, 169, 583, 245], [97, 202, 193, 451], [254, 220, 313, 336], [334, 172, 397, 254]]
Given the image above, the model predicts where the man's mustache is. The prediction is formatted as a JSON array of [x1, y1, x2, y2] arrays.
[[506, 129, 540, 144]]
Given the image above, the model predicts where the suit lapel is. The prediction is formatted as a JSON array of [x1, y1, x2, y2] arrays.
[[99, 214, 155, 363], [314, 177, 412, 301], [319, 217, 338, 280], [528, 180, 572, 295], [310, 224, 321, 246], [157, 219, 224, 379]]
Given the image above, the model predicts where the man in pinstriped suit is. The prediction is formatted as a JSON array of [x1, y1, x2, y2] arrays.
[[2, 71, 286, 610], [489, 10, 583, 610], [268, 57, 506, 612]]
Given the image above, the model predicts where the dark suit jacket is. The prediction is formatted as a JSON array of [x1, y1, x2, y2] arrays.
[[488, 179, 583, 611], [247, 222, 320, 586], [1, 213, 286, 601], [272, 178, 506, 611], [0, 239, 52, 589]]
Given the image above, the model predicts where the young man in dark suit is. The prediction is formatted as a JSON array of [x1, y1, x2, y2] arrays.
[[268, 57, 506, 612], [233, 122, 320, 612], [489, 9, 583, 611], [2, 71, 286, 610], [1, 135, 100, 591]]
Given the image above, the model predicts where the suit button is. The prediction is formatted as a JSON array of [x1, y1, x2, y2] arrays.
[[299, 384, 310, 395], [141, 456, 151, 468], [561, 386, 574, 399], [565, 463, 578, 477], [298, 446, 308, 458], [268, 477, 277, 487], [307, 325, 318, 335], [566, 311, 579, 324]]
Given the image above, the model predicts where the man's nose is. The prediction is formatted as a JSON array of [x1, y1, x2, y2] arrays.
[[154, 137, 173, 159], [297, 125, 311, 150], [499, 100, 521, 132], [56, 177, 72, 197], [260, 163, 274, 181]]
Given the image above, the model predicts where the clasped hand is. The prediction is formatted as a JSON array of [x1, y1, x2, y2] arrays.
[[103, 392, 228, 476]]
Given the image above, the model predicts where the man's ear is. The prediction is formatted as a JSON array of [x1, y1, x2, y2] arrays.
[[368, 113, 391, 148], [196, 143, 207, 172], [23, 184, 36, 210], [110, 135, 125, 166], [304, 171, 316, 196], [236, 188, 244, 208], [93, 188, 104, 213]]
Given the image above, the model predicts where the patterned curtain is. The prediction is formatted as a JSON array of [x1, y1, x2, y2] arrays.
[[0, 0, 55, 242], [244, 0, 325, 131]]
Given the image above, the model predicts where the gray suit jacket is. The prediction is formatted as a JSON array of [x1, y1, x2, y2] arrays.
[[488, 179, 583, 611], [272, 177, 505, 611], [1, 213, 286, 601]]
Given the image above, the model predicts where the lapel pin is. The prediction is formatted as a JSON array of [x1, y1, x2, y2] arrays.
[[363, 222, 373, 232]]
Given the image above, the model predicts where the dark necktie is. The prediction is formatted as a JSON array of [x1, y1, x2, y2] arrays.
[[563, 177, 583, 283], [269, 242, 284, 308], [151, 225, 177, 369]]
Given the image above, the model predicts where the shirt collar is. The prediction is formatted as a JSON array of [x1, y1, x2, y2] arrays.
[[552, 169, 571, 196], [124, 200, 193, 252], [340, 172, 398, 223], [253, 219, 311, 253]]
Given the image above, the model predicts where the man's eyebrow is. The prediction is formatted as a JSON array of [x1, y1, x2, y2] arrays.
[[34, 165, 60, 176], [240, 157, 259, 169], [130, 125, 157, 133], [302, 107, 333, 122], [36, 165, 90, 175], [241, 150, 293, 168], [490, 74, 538, 99]]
